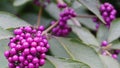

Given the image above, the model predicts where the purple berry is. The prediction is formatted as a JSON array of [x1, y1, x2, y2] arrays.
[[24, 26, 32, 32], [36, 46, 42, 52], [12, 55, 18, 61], [112, 54, 118, 59], [14, 29, 22, 35], [39, 59, 45, 66], [32, 57, 39, 64], [38, 26, 45, 31], [40, 53, 46, 59], [26, 37, 33, 43], [23, 42, 29, 48], [30, 47, 37, 54], [8, 57, 13, 63], [27, 55, 33, 61], [23, 48, 30, 55], [28, 63, 34, 68], [101, 40, 108, 46], [19, 56, 25, 62], [10, 48, 16, 55], [4, 50, 10, 58], [24, 60, 28, 65], [31, 42, 37, 47], [8, 63, 14, 68]]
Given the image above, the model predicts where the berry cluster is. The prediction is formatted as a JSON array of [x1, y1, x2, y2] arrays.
[[57, 0, 67, 8], [33, 0, 50, 7], [52, 8, 77, 36], [100, 2, 117, 26], [4, 26, 50, 68], [101, 40, 119, 59], [57, 2, 67, 8], [93, 2, 117, 29]]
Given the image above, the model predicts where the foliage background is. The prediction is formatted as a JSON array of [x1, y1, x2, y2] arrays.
[[0, 0, 120, 68]]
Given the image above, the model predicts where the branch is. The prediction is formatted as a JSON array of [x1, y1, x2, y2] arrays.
[[37, 7, 43, 27], [77, 15, 96, 18], [41, 21, 59, 35]]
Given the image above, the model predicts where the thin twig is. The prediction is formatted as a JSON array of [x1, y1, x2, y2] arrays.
[[41, 21, 59, 35], [105, 50, 112, 56], [77, 15, 96, 18], [102, 44, 112, 50], [37, 7, 43, 27]]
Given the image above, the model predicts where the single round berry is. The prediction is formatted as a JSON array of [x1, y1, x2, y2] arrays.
[[23, 42, 29, 48], [32, 57, 39, 64], [112, 54, 118, 59], [4, 50, 10, 58], [10, 48, 17, 55], [39, 59, 45, 66], [40, 53, 46, 59], [23, 48, 30, 55], [27, 55, 33, 61], [101, 40, 108, 46], [19, 56, 25, 62], [30, 47, 37, 54], [12, 55, 18, 61], [28, 63, 34, 68]]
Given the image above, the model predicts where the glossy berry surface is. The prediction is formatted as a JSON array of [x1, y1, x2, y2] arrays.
[[4, 26, 50, 68]]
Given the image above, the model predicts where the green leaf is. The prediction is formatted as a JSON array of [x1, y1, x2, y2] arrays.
[[100, 55, 120, 68], [111, 40, 120, 49], [56, 37, 105, 68], [77, 0, 106, 24], [77, 18, 96, 30], [74, 6, 96, 30], [41, 59, 55, 68], [0, 12, 30, 29], [108, 18, 120, 43], [49, 38, 70, 58], [13, 0, 31, 7], [0, 27, 13, 40], [21, 13, 52, 26], [72, 26, 99, 47], [118, 53, 120, 62], [43, 56, 90, 68], [97, 24, 109, 44], [0, 39, 9, 68], [0, 1, 18, 14], [72, 1, 82, 9], [45, 3, 60, 20]]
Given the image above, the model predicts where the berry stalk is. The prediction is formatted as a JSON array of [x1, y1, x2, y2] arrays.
[[37, 7, 43, 27], [42, 21, 59, 36]]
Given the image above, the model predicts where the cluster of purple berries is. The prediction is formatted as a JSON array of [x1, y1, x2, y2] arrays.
[[51, 8, 77, 36], [57, 0, 67, 8], [101, 40, 118, 59], [93, 2, 117, 29], [100, 2, 117, 26], [4, 26, 50, 68], [33, 0, 50, 7]]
